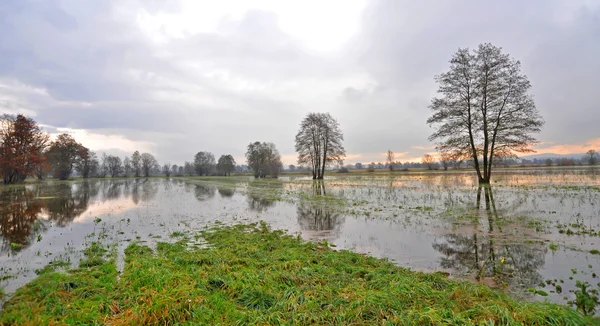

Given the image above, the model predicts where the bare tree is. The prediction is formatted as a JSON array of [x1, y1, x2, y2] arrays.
[[427, 43, 544, 184], [106, 155, 123, 178], [184, 161, 194, 176], [98, 153, 108, 178], [246, 141, 282, 178], [422, 154, 436, 170], [171, 164, 178, 175], [439, 151, 454, 171], [386, 150, 395, 171], [162, 163, 171, 177], [216, 155, 236, 176], [75, 148, 98, 178], [355, 162, 363, 170], [123, 157, 132, 177], [141, 153, 159, 177], [194, 151, 215, 176], [585, 149, 598, 166], [295, 112, 345, 179], [131, 151, 141, 177]]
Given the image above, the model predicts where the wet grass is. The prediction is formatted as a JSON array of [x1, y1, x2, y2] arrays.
[[1, 223, 596, 325]]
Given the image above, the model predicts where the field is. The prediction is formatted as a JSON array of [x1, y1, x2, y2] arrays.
[[1, 167, 600, 323]]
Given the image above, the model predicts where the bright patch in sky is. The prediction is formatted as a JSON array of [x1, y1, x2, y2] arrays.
[[136, 0, 367, 53]]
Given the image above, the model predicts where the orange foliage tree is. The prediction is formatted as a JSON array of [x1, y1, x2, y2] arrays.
[[0, 114, 49, 184]]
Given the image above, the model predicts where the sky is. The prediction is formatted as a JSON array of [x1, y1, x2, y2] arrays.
[[1, 0, 599, 166]]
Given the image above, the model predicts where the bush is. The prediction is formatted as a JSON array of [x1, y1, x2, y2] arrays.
[[337, 167, 349, 173], [366, 167, 375, 173]]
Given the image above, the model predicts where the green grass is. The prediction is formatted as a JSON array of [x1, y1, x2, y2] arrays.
[[1, 223, 596, 325]]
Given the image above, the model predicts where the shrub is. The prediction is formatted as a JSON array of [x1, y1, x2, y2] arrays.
[[337, 167, 349, 173], [366, 167, 375, 173]]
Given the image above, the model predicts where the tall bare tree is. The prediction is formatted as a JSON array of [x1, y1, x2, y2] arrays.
[[427, 43, 544, 184], [140, 153, 158, 177], [106, 155, 123, 178], [422, 154, 436, 170], [162, 163, 171, 177], [131, 151, 141, 177], [76, 148, 98, 178], [439, 151, 454, 171], [295, 112, 345, 179], [585, 149, 598, 166], [386, 150, 395, 171], [184, 161, 194, 176], [123, 157, 132, 177]]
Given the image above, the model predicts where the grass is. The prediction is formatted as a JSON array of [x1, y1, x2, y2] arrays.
[[1, 223, 596, 325]]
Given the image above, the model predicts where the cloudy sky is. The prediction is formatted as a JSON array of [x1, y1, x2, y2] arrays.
[[1, 0, 599, 166]]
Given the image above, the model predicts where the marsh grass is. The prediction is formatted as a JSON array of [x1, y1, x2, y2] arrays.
[[1, 222, 596, 325]]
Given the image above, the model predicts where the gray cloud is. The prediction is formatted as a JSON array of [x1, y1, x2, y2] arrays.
[[0, 0, 598, 165]]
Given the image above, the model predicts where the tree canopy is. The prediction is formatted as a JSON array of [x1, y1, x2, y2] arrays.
[[295, 112, 345, 179], [427, 43, 543, 184]]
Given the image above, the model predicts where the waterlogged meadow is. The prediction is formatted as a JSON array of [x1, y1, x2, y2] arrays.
[[1, 167, 600, 320]]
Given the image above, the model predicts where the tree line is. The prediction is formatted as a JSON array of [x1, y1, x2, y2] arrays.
[[7, 43, 597, 185]]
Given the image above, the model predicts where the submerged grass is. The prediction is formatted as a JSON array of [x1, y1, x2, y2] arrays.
[[1, 223, 597, 325]]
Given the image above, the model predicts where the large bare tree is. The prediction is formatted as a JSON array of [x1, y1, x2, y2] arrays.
[[140, 153, 159, 177], [427, 43, 544, 184], [295, 112, 345, 179]]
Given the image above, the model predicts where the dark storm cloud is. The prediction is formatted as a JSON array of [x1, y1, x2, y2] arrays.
[[0, 0, 598, 164]]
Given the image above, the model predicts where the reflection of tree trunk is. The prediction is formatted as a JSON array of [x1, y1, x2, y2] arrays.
[[313, 181, 326, 196]]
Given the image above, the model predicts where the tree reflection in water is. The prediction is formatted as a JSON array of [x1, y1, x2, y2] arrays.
[[432, 186, 546, 289], [0, 180, 158, 254], [296, 181, 344, 239], [0, 188, 47, 252], [218, 187, 235, 198], [194, 184, 216, 202]]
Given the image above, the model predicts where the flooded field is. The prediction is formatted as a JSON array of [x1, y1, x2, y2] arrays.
[[1, 168, 599, 311]]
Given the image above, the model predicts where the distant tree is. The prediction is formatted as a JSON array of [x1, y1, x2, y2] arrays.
[[369, 162, 375, 169], [184, 161, 194, 176], [246, 141, 283, 178], [194, 151, 216, 176], [171, 164, 178, 175], [98, 153, 108, 178], [439, 151, 455, 171], [216, 155, 236, 176], [295, 112, 345, 179], [422, 154, 436, 170], [131, 151, 141, 177], [75, 148, 98, 178], [106, 155, 123, 178], [544, 158, 553, 167], [355, 162, 363, 170], [47, 134, 84, 180], [386, 150, 395, 171], [162, 163, 171, 177], [0, 114, 50, 184], [585, 149, 598, 166], [427, 43, 543, 184], [140, 153, 159, 177], [178, 166, 184, 175], [288, 164, 296, 172], [123, 157, 132, 177]]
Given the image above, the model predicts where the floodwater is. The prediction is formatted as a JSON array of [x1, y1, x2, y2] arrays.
[[1, 168, 599, 311]]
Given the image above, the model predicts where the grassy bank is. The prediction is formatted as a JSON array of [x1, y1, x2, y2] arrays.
[[1, 223, 596, 325]]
